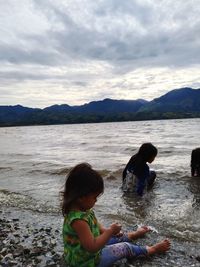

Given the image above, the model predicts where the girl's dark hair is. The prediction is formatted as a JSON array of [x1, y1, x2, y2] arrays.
[[61, 163, 104, 215], [123, 143, 157, 179], [136, 143, 157, 162]]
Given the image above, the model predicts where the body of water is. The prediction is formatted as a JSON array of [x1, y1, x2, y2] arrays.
[[0, 118, 200, 266]]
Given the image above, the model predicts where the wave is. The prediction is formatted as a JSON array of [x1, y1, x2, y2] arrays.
[[160, 150, 174, 154], [0, 189, 60, 214], [27, 167, 71, 176], [26, 166, 124, 177], [0, 167, 13, 171], [51, 167, 71, 175]]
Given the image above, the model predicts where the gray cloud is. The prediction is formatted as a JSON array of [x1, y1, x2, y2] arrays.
[[0, 0, 200, 107], [36, 0, 200, 71]]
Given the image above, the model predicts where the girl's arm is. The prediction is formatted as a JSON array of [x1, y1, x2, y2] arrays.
[[72, 219, 121, 253], [136, 165, 149, 196], [136, 176, 146, 196], [98, 223, 107, 234]]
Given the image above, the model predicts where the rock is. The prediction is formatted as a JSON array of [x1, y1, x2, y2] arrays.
[[12, 218, 19, 222], [45, 227, 52, 233], [30, 247, 45, 256], [23, 248, 31, 255], [7, 260, 18, 266], [4, 253, 13, 260], [0, 248, 8, 256]]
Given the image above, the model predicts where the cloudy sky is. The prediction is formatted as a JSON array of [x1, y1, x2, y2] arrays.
[[0, 0, 200, 108]]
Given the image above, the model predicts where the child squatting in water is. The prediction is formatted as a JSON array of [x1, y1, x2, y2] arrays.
[[62, 163, 170, 267], [122, 143, 158, 196]]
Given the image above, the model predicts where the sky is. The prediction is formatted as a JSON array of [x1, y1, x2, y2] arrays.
[[0, 0, 200, 108]]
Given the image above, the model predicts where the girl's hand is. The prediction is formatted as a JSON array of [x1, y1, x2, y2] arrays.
[[109, 223, 122, 235], [113, 231, 123, 237]]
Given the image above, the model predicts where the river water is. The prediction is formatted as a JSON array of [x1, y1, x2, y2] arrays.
[[0, 118, 200, 266]]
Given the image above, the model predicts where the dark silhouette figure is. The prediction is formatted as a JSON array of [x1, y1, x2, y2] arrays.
[[191, 148, 200, 177]]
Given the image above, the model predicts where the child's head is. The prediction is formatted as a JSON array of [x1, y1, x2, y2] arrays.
[[62, 163, 104, 215], [137, 143, 157, 163]]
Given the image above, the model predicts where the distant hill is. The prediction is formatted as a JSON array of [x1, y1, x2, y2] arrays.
[[139, 87, 200, 112], [43, 104, 73, 112], [0, 105, 39, 125], [76, 98, 147, 113], [0, 87, 200, 126], [42, 98, 147, 113]]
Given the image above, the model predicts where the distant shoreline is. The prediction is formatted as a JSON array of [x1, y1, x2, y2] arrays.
[[0, 114, 199, 128], [0, 87, 200, 127]]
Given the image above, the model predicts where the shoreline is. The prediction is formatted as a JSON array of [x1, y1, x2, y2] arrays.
[[0, 206, 65, 267], [1, 206, 200, 267]]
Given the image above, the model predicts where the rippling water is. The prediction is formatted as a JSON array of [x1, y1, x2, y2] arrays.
[[0, 118, 200, 266]]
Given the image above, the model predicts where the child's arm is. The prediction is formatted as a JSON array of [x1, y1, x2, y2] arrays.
[[72, 219, 121, 253], [136, 166, 149, 196], [98, 223, 107, 234], [136, 176, 146, 196]]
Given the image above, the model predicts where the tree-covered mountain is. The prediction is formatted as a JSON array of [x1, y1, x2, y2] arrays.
[[42, 98, 147, 113], [77, 98, 147, 113], [139, 87, 200, 112], [0, 105, 39, 125], [0, 87, 199, 126]]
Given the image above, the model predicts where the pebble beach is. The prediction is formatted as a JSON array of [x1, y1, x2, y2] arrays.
[[0, 208, 65, 267]]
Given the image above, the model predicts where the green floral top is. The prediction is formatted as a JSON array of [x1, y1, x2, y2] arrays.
[[63, 209, 101, 267]]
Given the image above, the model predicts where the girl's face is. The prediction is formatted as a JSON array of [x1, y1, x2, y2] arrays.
[[147, 155, 156, 163], [78, 192, 101, 211]]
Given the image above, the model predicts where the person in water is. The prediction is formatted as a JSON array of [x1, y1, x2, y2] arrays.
[[61, 162, 170, 267], [122, 143, 158, 196], [191, 147, 200, 177]]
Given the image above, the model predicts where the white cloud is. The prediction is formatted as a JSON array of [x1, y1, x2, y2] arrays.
[[0, 0, 199, 107]]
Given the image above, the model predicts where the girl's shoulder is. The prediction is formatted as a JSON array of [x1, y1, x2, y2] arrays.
[[66, 210, 86, 219], [65, 209, 95, 223]]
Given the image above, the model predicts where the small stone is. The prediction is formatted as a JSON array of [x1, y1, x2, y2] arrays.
[[45, 227, 52, 233], [23, 248, 30, 255], [8, 260, 18, 266], [50, 239, 56, 246], [0, 248, 8, 256], [12, 218, 19, 222], [30, 247, 44, 256], [5, 253, 13, 260]]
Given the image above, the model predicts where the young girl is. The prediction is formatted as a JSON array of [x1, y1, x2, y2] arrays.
[[122, 143, 158, 196], [62, 163, 170, 267]]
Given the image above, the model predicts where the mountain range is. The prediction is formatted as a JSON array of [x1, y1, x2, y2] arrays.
[[0, 87, 200, 126]]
